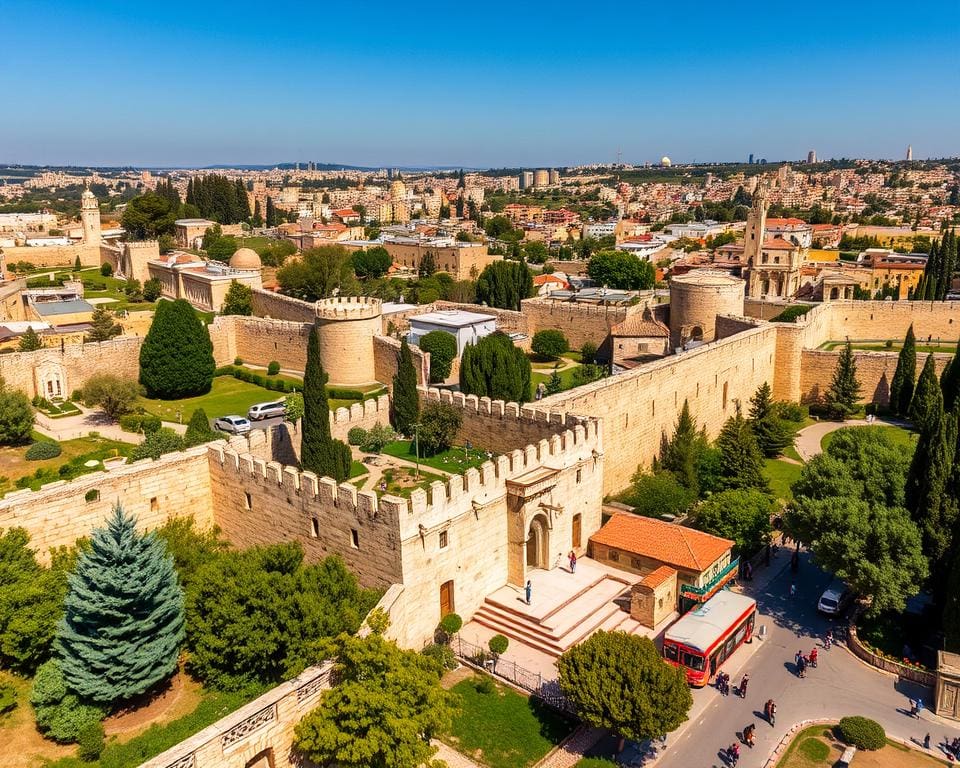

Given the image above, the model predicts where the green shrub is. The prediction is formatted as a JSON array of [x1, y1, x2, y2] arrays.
[[769, 304, 813, 323], [837, 716, 885, 750], [488, 634, 509, 656], [25, 441, 63, 460], [77, 719, 105, 761], [0, 682, 17, 715], [84, 489, 99, 502], [328, 387, 366, 401], [419, 330, 458, 383], [99, 263, 113, 277], [774, 401, 808, 423], [234, 357, 244, 366], [31, 661, 104, 743], [475, 676, 496, 694], [581, 341, 598, 365], [421, 643, 458, 671], [214, 365, 236, 377], [267, 361, 281, 376], [347, 427, 367, 446], [439, 613, 462, 636], [531, 329, 569, 359], [359, 423, 396, 454], [130, 428, 185, 462], [118, 413, 162, 435]]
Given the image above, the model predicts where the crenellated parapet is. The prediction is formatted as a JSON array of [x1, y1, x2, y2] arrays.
[[315, 295, 382, 321]]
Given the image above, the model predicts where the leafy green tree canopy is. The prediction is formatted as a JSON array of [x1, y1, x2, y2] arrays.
[[417, 401, 462, 457], [0, 383, 34, 446], [139, 299, 215, 399], [79, 374, 140, 420], [277, 246, 358, 301], [694, 489, 774, 556], [587, 250, 655, 290], [419, 330, 457, 384], [531, 329, 569, 360], [459, 332, 531, 404], [475, 261, 533, 310], [221, 280, 254, 316]]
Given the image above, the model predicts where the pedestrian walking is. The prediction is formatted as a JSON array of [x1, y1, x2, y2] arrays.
[[809, 647, 818, 667], [789, 582, 797, 598], [825, 629, 833, 649], [738, 673, 749, 698], [916, 698, 924, 718], [798, 656, 806, 678], [743, 723, 756, 748], [568, 550, 577, 573], [924, 733, 930, 749], [765, 699, 776, 726], [525, 579, 532, 605], [795, 650, 803, 667], [728, 742, 740, 765]]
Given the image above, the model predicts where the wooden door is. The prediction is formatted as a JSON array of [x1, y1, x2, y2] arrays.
[[572, 514, 582, 550], [440, 580, 454, 617]]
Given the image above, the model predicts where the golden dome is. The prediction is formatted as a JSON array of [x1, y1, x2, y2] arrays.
[[229, 247, 261, 270]]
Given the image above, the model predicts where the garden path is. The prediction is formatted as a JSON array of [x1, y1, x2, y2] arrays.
[[793, 417, 901, 462]]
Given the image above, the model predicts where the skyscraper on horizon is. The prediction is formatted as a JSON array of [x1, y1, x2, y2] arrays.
[[749, 153, 754, 164], [906, 145, 913, 161], [807, 150, 817, 163]]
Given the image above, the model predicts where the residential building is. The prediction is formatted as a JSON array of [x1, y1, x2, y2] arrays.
[[407, 309, 497, 355]]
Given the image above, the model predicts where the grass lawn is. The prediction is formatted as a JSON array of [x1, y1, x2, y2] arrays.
[[821, 425, 918, 455], [781, 443, 804, 463], [444, 675, 575, 768], [575, 760, 616, 767], [0, 434, 135, 498], [531, 365, 583, 398], [0, 670, 75, 767], [350, 460, 368, 478], [764, 458, 803, 502], [381, 440, 492, 474], [137, 376, 290, 423], [378, 466, 447, 498], [820, 340, 957, 354], [777, 723, 948, 767], [43, 687, 256, 768]]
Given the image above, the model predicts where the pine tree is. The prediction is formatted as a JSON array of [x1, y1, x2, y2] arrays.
[[266, 196, 278, 228], [221, 280, 253, 316], [85, 306, 123, 343], [824, 341, 861, 419], [658, 400, 702, 494], [252, 200, 263, 228], [747, 382, 793, 457], [18, 326, 43, 352], [55, 504, 184, 705], [301, 327, 352, 481], [888, 324, 917, 416], [390, 339, 420, 437], [909, 354, 941, 433], [139, 299, 215, 399], [715, 403, 768, 491], [943, 338, 960, 412], [183, 408, 217, 447]]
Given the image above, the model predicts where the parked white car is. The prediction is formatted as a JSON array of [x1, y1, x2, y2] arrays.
[[214, 415, 251, 434], [247, 400, 286, 421]]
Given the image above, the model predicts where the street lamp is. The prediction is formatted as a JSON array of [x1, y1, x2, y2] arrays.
[[411, 422, 422, 480]]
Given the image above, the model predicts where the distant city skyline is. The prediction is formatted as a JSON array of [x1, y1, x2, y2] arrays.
[[3, 0, 957, 167]]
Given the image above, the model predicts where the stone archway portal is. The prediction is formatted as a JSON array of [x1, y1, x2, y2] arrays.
[[526, 516, 549, 569]]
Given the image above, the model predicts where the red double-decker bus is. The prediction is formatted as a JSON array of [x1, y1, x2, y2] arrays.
[[662, 590, 757, 687]]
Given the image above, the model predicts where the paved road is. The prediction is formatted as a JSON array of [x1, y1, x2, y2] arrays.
[[656, 551, 958, 767]]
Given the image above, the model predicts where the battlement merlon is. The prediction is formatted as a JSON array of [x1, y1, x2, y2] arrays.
[[315, 296, 383, 321]]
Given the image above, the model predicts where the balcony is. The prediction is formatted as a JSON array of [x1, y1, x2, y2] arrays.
[[680, 557, 740, 601]]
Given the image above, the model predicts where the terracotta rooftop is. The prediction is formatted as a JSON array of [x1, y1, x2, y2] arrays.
[[763, 237, 798, 250], [610, 310, 669, 338], [590, 514, 733, 572], [766, 217, 809, 227], [640, 565, 677, 589]]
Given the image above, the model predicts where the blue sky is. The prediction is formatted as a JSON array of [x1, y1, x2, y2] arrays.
[[3, 0, 958, 167]]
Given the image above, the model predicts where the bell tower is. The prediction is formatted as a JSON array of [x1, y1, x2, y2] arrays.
[[742, 181, 768, 267], [80, 185, 101, 246]]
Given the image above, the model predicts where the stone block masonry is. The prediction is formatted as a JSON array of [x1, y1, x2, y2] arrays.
[[374, 334, 429, 388], [209, 314, 312, 371], [250, 288, 317, 322]]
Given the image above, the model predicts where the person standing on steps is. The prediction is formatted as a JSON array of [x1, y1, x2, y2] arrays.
[[569, 550, 577, 573], [525, 579, 532, 605]]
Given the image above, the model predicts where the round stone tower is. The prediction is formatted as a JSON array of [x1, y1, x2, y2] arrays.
[[669, 270, 745, 350], [314, 296, 383, 386], [80, 187, 101, 246]]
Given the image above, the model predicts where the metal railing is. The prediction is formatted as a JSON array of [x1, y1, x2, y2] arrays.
[[452, 635, 574, 714]]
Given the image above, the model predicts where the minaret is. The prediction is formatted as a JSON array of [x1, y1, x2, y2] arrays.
[[80, 185, 101, 246], [743, 181, 768, 267], [906, 145, 913, 162]]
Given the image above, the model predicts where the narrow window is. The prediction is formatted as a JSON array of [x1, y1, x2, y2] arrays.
[[311, 518, 319, 538], [576, 468, 582, 484], [84, 489, 100, 503], [609, 550, 619, 562], [244, 492, 252, 510], [351, 529, 359, 549], [150, 497, 158, 512], [439, 530, 448, 549], [723, 382, 729, 410]]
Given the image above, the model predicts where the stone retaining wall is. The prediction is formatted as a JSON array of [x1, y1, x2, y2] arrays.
[[847, 621, 936, 687]]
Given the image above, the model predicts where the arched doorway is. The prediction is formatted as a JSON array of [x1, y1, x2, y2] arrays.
[[245, 749, 274, 768], [829, 286, 839, 300], [526, 515, 549, 570]]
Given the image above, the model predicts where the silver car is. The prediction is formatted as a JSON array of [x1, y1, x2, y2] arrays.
[[247, 401, 286, 421], [214, 415, 251, 434]]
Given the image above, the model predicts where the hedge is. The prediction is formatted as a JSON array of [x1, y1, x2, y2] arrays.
[[213, 366, 385, 400], [837, 716, 885, 750], [118, 413, 162, 435], [25, 441, 63, 460]]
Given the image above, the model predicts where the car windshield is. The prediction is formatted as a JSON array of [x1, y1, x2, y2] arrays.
[[821, 597, 838, 608]]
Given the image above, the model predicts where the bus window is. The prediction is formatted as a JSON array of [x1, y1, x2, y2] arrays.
[[734, 627, 746, 646], [664, 644, 679, 662], [681, 651, 705, 671], [724, 637, 735, 659]]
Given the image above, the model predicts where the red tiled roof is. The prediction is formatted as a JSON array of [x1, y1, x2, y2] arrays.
[[533, 274, 569, 287], [640, 565, 677, 589], [765, 217, 808, 227], [611, 311, 669, 338], [590, 514, 733, 572], [763, 237, 798, 250]]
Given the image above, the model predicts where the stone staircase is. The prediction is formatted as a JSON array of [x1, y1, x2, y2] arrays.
[[471, 572, 650, 657]]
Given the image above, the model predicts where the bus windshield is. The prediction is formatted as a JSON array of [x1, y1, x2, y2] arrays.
[[681, 650, 704, 671]]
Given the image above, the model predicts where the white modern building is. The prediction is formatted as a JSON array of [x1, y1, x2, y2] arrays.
[[582, 222, 618, 239], [663, 220, 730, 240], [407, 309, 497, 355]]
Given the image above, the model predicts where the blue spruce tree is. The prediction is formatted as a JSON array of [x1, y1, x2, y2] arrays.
[[55, 504, 185, 705]]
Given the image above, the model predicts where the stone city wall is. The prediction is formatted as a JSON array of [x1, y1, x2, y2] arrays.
[[250, 288, 317, 322], [542, 324, 780, 494], [139, 662, 336, 768], [373, 334, 429, 389], [521, 297, 633, 349], [0, 445, 216, 563], [0, 336, 142, 399], [820, 300, 960, 344], [715, 314, 764, 339], [0, 279, 26, 322], [209, 315, 311, 371], [0, 243, 101, 268], [799, 349, 951, 405]]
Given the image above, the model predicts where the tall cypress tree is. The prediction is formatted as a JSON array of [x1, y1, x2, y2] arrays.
[[909, 354, 941, 432], [943, 338, 960, 412], [139, 299, 215, 399], [923, 239, 941, 300], [301, 326, 352, 481], [390, 338, 420, 437], [715, 404, 768, 491], [889, 324, 918, 416], [658, 400, 702, 494], [824, 341, 861, 419], [55, 504, 184, 705]]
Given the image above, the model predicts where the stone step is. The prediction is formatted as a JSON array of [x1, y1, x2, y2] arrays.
[[542, 578, 632, 636], [471, 608, 567, 657], [484, 573, 610, 624]]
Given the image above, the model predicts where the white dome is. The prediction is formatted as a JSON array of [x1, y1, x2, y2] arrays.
[[660, 156, 672, 167]]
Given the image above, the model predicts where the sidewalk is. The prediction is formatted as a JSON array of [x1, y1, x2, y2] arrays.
[[33, 406, 186, 443]]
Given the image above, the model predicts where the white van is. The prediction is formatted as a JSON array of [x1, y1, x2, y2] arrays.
[[818, 582, 853, 616], [247, 401, 286, 421]]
